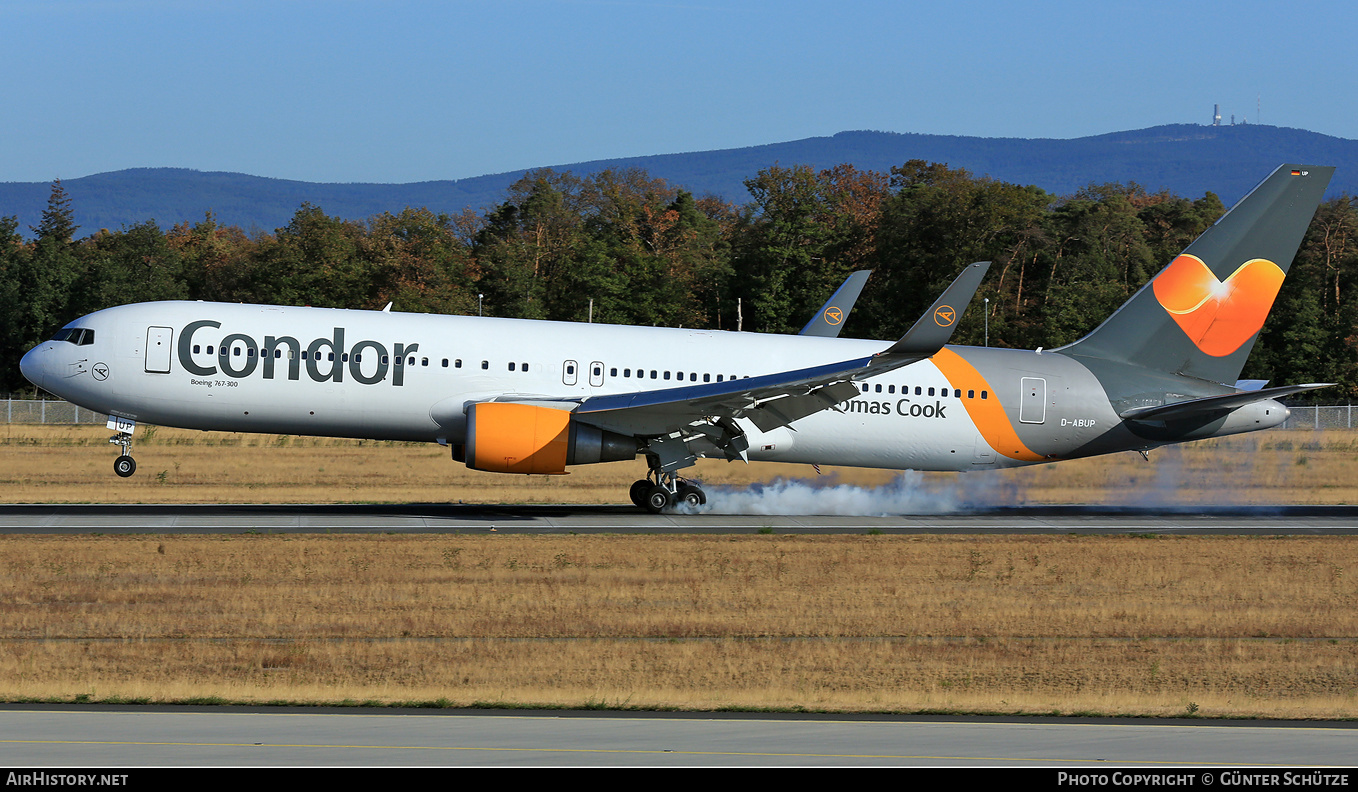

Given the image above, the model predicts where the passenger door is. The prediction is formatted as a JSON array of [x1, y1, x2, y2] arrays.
[[144, 327, 173, 374], [1019, 377, 1046, 424]]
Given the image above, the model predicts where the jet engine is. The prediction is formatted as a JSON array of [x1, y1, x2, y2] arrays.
[[463, 402, 638, 474]]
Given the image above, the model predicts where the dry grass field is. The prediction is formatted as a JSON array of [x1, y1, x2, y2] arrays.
[[1, 423, 1357, 506], [2, 424, 1357, 718], [2, 534, 1356, 718]]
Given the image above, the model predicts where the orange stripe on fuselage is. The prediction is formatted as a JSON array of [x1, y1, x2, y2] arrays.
[[931, 347, 1046, 462]]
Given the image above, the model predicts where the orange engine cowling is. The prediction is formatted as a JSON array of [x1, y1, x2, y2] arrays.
[[464, 402, 637, 474]]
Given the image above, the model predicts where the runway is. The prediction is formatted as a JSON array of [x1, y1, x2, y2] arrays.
[[2, 705, 1355, 767], [2, 503, 1358, 534]]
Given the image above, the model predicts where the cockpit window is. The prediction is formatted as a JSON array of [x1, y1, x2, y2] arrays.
[[50, 328, 94, 345]]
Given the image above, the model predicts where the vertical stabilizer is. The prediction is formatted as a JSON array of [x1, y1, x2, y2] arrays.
[[1060, 164, 1333, 384]]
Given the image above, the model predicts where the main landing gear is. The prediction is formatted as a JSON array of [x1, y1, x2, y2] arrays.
[[629, 470, 706, 514], [110, 428, 136, 477]]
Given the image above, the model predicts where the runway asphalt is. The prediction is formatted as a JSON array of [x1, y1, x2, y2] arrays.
[[2, 705, 1355, 767], [2, 503, 1358, 534]]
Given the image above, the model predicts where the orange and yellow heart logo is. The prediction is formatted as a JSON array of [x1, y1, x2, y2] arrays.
[[1152, 254, 1284, 357]]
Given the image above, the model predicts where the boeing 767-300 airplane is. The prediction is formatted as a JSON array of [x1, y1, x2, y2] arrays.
[[20, 165, 1333, 512]]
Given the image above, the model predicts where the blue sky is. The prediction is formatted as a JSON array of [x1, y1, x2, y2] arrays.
[[2, 0, 1353, 184]]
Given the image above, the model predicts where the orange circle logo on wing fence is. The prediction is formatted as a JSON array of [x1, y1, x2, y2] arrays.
[[933, 305, 956, 327]]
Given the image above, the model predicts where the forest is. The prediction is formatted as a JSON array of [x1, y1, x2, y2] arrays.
[[3, 160, 1356, 399]]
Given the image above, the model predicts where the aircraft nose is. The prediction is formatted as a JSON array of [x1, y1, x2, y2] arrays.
[[19, 345, 47, 391]]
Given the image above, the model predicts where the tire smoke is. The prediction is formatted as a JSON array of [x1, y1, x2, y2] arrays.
[[680, 470, 1025, 516]]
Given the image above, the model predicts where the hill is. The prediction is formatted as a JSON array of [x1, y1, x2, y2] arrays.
[[1, 123, 1354, 235]]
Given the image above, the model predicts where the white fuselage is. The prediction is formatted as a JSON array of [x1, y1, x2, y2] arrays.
[[22, 301, 1087, 472]]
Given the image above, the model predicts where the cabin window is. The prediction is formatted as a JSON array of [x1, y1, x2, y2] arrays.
[[508, 362, 516, 371], [455, 359, 462, 368], [610, 368, 617, 377], [624, 368, 631, 377], [481, 360, 489, 370], [704, 374, 711, 383], [968, 389, 975, 399], [520, 362, 527, 372], [927, 387, 935, 396], [981, 391, 989, 399], [442, 359, 449, 368], [422, 358, 429, 367], [664, 371, 671, 381]]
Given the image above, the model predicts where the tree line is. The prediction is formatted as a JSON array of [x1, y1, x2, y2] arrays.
[[3, 162, 1356, 399]]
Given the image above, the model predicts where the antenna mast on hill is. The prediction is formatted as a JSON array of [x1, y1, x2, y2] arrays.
[[1213, 104, 1221, 126]]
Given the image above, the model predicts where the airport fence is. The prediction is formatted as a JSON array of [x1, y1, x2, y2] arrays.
[[2, 398, 1357, 430], [1278, 404, 1358, 430], [3, 399, 108, 425]]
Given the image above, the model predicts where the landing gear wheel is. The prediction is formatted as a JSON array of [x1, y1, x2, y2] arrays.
[[629, 479, 651, 508], [113, 455, 136, 478], [676, 484, 706, 508], [643, 486, 673, 514]]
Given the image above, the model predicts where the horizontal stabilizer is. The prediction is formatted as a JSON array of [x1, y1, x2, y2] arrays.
[[1119, 383, 1331, 422], [879, 262, 990, 357]]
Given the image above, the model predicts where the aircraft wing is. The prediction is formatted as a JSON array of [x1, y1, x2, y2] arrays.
[[557, 262, 990, 470]]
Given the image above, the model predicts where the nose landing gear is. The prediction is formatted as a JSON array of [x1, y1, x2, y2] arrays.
[[108, 420, 137, 478]]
